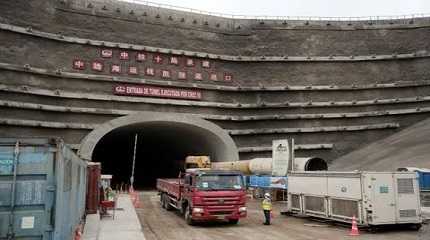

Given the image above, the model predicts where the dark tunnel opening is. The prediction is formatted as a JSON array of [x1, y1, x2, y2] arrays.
[[92, 122, 223, 189], [305, 157, 328, 171]]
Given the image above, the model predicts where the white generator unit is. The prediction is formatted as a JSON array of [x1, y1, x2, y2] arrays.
[[287, 171, 422, 229]]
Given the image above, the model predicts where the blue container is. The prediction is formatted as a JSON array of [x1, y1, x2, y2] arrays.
[[0, 138, 87, 240], [417, 171, 430, 191], [248, 175, 288, 189]]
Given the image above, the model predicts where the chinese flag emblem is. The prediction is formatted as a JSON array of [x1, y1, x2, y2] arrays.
[[101, 49, 113, 58]]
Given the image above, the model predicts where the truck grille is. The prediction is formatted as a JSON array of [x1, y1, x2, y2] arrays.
[[209, 210, 234, 216], [399, 209, 417, 218], [202, 196, 240, 205]]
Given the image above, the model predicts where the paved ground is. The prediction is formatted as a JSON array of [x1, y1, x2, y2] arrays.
[[83, 194, 145, 240], [136, 191, 430, 240]]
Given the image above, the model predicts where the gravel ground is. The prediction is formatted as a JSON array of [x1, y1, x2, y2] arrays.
[[135, 191, 429, 240]]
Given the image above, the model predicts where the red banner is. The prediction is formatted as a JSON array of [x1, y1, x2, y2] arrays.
[[113, 84, 202, 100]]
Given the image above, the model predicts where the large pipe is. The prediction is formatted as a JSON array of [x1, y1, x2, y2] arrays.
[[212, 157, 327, 175]]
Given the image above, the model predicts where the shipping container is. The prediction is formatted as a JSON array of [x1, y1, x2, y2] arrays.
[[287, 171, 422, 229], [86, 163, 101, 214], [0, 138, 87, 240]]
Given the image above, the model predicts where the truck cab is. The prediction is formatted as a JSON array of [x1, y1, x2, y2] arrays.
[[157, 169, 247, 225]]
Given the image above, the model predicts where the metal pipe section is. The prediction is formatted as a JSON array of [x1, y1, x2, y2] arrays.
[[212, 157, 328, 175]]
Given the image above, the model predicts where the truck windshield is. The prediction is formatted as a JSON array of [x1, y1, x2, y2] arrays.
[[196, 175, 244, 190]]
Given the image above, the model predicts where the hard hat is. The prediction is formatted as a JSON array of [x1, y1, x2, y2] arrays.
[[264, 193, 271, 198]]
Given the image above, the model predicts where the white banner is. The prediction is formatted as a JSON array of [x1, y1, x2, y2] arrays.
[[272, 139, 290, 176]]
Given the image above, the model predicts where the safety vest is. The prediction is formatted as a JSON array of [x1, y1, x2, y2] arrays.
[[262, 198, 272, 211]]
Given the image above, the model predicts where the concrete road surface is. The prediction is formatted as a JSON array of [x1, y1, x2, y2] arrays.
[[136, 191, 429, 240]]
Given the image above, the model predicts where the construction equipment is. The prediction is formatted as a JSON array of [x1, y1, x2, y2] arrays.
[[184, 155, 211, 169], [287, 171, 422, 230]]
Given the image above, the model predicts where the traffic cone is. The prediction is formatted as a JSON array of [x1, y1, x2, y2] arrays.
[[349, 215, 360, 236], [134, 193, 141, 208], [129, 185, 134, 194], [130, 191, 136, 203], [74, 224, 82, 240]]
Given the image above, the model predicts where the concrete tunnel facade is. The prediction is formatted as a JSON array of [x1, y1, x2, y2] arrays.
[[79, 112, 239, 188]]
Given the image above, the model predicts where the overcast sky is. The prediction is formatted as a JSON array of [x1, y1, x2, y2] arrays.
[[129, 0, 430, 17]]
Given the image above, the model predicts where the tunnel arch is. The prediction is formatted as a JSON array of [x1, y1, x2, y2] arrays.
[[79, 112, 239, 162], [78, 112, 239, 188]]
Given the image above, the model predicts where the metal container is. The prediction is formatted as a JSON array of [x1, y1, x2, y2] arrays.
[[0, 138, 87, 240], [248, 176, 288, 189], [417, 171, 430, 191], [287, 171, 422, 227], [86, 162, 101, 214]]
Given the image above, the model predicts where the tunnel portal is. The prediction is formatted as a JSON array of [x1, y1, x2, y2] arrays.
[[79, 112, 239, 189]]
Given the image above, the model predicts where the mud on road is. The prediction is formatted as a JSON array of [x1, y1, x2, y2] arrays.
[[135, 191, 428, 240]]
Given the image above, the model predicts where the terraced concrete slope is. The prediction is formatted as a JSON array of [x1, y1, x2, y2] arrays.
[[330, 117, 430, 171]]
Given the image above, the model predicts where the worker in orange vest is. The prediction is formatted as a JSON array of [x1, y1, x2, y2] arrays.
[[261, 193, 273, 225]]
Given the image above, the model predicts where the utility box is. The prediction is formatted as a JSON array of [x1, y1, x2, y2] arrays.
[[287, 171, 422, 228], [86, 162, 101, 214]]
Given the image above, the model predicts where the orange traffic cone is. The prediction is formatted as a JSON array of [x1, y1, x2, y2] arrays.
[[130, 191, 136, 203], [349, 215, 360, 236], [129, 185, 134, 194], [74, 224, 82, 240], [134, 193, 141, 208]]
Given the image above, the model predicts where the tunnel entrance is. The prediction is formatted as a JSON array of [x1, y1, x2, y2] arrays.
[[79, 112, 239, 190]]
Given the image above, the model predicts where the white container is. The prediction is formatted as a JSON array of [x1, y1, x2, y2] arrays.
[[287, 171, 422, 228]]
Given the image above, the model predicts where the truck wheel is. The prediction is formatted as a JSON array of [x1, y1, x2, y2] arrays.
[[184, 207, 195, 226], [164, 195, 173, 211], [160, 194, 166, 209], [228, 219, 239, 224], [411, 224, 422, 231]]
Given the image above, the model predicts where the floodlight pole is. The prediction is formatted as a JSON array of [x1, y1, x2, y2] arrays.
[[130, 134, 138, 189]]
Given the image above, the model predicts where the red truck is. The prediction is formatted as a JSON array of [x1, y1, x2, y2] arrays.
[[157, 169, 247, 225]]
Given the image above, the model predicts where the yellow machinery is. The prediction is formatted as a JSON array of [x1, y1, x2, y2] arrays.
[[184, 156, 211, 169]]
